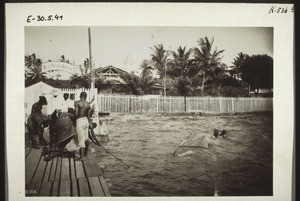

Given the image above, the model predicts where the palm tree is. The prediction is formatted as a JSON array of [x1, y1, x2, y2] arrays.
[[139, 60, 153, 78], [169, 46, 192, 78], [232, 52, 249, 81], [192, 36, 225, 96], [167, 46, 194, 111], [150, 44, 170, 96], [25, 54, 46, 83], [118, 72, 142, 95], [140, 75, 156, 95], [115, 71, 156, 95], [173, 76, 193, 112]]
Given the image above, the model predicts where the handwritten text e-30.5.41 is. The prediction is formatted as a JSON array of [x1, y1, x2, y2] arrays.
[[27, 15, 63, 23]]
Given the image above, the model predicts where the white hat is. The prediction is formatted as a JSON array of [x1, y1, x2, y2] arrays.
[[50, 88, 61, 96]]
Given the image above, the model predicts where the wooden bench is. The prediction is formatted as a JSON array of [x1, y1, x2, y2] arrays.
[[25, 138, 111, 197]]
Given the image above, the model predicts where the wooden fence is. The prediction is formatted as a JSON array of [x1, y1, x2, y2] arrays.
[[96, 94, 273, 113], [61, 88, 96, 102], [25, 88, 273, 119], [59, 89, 273, 113]]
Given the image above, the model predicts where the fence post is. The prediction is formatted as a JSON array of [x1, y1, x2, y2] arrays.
[[219, 97, 222, 112], [140, 97, 142, 113], [129, 95, 131, 113]]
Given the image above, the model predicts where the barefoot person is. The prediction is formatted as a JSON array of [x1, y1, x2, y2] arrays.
[[27, 96, 50, 149], [75, 92, 93, 160], [55, 112, 77, 157]]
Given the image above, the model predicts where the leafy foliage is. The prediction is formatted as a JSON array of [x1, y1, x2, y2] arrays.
[[25, 54, 47, 86], [231, 52, 250, 79], [94, 77, 118, 92], [203, 75, 244, 97], [116, 72, 143, 95], [191, 37, 225, 95], [139, 60, 153, 78], [204, 85, 249, 97], [25, 37, 272, 98], [240, 54, 273, 95], [150, 44, 170, 79], [69, 74, 91, 89], [168, 46, 192, 78], [43, 79, 76, 88], [170, 76, 193, 96], [115, 72, 156, 95]]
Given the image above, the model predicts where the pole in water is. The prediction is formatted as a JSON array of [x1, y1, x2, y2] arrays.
[[96, 142, 130, 168], [172, 146, 181, 157]]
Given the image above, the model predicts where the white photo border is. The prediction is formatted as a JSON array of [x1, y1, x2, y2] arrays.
[[5, 3, 294, 201]]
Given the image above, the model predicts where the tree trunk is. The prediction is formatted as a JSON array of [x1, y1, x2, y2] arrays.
[[201, 72, 206, 96], [184, 96, 186, 112], [129, 96, 132, 113], [254, 89, 259, 97], [164, 66, 167, 97]]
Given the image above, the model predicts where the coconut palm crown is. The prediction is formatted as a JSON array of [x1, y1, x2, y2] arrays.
[[191, 36, 225, 95]]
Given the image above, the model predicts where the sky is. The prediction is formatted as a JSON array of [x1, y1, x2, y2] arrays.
[[25, 26, 273, 74]]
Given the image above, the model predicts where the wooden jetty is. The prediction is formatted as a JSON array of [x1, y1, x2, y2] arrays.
[[25, 136, 111, 197]]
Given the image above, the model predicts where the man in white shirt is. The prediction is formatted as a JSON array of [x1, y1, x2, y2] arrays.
[[48, 88, 64, 115], [67, 93, 75, 113], [62, 93, 70, 113]]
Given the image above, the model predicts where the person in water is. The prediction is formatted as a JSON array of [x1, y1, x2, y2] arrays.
[[75, 92, 93, 160]]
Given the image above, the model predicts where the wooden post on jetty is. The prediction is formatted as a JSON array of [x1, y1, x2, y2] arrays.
[[88, 27, 101, 134], [88, 27, 98, 116]]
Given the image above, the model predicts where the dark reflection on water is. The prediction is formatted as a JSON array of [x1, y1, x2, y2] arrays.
[[94, 113, 273, 196]]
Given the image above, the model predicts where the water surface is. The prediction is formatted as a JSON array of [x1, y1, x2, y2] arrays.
[[94, 113, 273, 196]]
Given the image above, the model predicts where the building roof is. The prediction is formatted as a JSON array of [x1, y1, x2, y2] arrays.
[[152, 83, 164, 89], [92, 65, 127, 77], [91, 65, 129, 83], [249, 89, 273, 94], [25, 81, 54, 89]]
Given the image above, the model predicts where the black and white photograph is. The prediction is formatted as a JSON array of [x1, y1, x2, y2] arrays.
[[24, 26, 274, 197], [6, 3, 294, 201]]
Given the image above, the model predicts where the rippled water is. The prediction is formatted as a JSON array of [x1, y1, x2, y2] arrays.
[[93, 112, 273, 196]]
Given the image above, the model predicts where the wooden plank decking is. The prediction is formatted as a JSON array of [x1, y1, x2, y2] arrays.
[[25, 140, 111, 197]]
